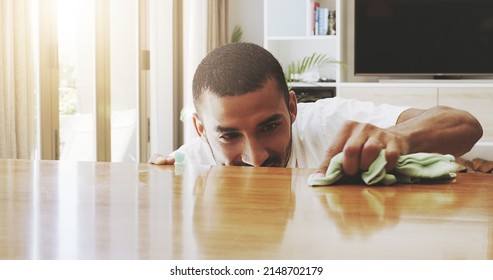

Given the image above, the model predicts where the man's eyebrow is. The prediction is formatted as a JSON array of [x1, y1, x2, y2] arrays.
[[215, 114, 283, 133], [258, 114, 283, 127], [216, 125, 238, 133]]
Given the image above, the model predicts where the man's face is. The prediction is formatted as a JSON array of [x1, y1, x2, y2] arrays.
[[193, 78, 297, 167]]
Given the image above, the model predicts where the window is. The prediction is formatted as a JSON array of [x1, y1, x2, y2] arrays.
[[37, 0, 149, 162]]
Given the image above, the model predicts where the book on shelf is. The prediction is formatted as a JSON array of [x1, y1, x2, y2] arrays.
[[317, 8, 329, 36], [312, 1, 320, 36], [311, 1, 336, 36]]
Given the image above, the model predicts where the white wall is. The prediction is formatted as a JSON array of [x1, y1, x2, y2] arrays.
[[228, 0, 264, 46]]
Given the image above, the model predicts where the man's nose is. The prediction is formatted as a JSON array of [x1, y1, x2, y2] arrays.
[[241, 138, 269, 167]]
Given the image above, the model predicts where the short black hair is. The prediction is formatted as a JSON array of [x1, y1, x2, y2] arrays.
[[192, 42, 289, 112]]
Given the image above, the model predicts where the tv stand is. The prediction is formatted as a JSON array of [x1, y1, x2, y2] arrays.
[[378, 79, 493, 84], [433, 75, 464, 80]]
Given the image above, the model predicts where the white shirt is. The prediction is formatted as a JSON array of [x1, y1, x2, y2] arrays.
[[171, 97, 409, 168]]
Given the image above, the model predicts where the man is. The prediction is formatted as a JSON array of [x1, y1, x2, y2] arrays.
[[149, 43, 483, 178]]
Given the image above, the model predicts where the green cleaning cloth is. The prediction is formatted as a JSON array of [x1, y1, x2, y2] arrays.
[[308, 150, 458, 186]]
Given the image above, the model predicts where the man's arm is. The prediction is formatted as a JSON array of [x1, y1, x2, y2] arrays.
[[314, 105, 483, 176], [392, 106, 482, 156]]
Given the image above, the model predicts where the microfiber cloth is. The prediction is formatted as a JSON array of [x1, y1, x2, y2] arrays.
[[308, 150, 458, 186]]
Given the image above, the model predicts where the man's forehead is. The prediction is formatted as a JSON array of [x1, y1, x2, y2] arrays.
[[197, 78, 284, 107]]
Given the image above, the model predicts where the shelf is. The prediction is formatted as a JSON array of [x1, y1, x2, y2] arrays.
[[266, 35, 338, 41], [290, 82, 337, 87], [264, 0, 341, 83], [291, 83, 336, 103], [341, 81, 493, 88]]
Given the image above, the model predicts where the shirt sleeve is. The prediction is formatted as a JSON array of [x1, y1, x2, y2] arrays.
[[170, 137, 216, 166]]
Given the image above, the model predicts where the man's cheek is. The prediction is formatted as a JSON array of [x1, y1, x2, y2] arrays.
[[213, 143, 237, 162]]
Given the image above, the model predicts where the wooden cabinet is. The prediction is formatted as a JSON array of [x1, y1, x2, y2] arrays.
[[338, 83, 493, 143], [338, 84, 437, 109]]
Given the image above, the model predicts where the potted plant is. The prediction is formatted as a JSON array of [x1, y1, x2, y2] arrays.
[[285, 53, 342, 88]]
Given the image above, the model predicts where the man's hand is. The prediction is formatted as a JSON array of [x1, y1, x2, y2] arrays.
[[314, 105, 483, 177], [148, 153, 175, 165], [314, 120, 410, 177]]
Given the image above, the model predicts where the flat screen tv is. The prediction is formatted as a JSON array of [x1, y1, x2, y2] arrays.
[[354, 0, 493, 78]]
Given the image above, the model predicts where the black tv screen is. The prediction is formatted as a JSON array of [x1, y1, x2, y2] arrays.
[[354, 0, 493, 77]]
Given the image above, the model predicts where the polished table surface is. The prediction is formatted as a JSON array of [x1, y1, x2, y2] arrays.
[[1, 159, 492, 260]]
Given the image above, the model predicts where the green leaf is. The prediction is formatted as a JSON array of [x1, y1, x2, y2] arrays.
[[230, 25, 243, 43], [284, 53, 343, 87]]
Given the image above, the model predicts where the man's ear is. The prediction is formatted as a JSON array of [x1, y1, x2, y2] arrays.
[[193, 112, 207, 139], [288, 90, 298, 124]]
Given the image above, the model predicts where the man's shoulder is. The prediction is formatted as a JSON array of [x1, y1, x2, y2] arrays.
[[295, 97, 348, 121]]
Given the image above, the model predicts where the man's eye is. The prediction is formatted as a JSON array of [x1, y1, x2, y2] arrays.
[[219, 133, 240, 141], [262, 122, 280, 133]]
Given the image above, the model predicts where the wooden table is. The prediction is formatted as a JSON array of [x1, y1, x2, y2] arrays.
[[1, 159, 492, 260]]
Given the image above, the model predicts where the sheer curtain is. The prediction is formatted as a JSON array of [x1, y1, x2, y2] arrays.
[[0, 0, 36, 159], [207, 0, 228, 53]]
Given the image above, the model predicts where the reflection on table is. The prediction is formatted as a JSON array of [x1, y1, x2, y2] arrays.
[[0, 160, 492, 259]]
